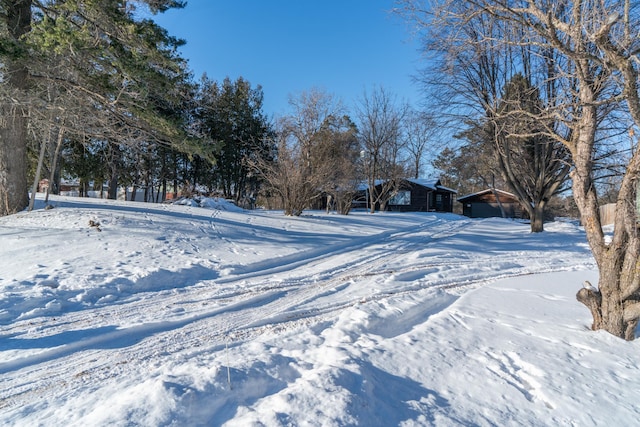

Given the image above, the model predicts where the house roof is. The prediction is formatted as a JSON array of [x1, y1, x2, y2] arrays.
[[358, 178, 457, 194], [406, 178, 458, 194], [356, 180, 384, 191], [457, 188, 517, 203]]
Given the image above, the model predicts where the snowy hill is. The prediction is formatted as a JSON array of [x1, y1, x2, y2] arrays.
[[1, 195, 638, 426]]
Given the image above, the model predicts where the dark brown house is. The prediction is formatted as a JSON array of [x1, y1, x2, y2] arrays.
[[457, 189, 524, 218], [373, 178, 457, 212]]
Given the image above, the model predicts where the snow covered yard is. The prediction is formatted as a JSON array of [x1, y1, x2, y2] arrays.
[[0, 195, 638, 426]]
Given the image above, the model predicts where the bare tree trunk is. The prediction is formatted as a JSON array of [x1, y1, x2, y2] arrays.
[[28, 127, 50, 211], [108, 146, 120, 200], [530, 203, 545, 233], [368, 181, 377, 214], [569, 62, 640, 339], [162, 178, 167, 201], [45, 126, 65, 204], [578, 239, 640, 341]]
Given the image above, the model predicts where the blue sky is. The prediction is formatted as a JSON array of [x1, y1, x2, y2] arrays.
[[152, 1, 423, 118]]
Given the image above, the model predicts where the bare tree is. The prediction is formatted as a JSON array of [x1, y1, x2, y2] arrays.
[[400, 0, 640, 340], [252, 130, 311, 216], [356, 87, 409, 213], [491, 73, 572, 231], [253, 89, 346, 216], [399, 1, 571, 231], [404, 109, 439, 179], [313, 114, 361, 214]]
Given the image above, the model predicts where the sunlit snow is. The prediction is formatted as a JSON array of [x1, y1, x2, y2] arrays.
[[1, 195, 638, 426]]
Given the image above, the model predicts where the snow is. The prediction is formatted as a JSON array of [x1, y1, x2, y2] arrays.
[[1, 195, 638, 426]]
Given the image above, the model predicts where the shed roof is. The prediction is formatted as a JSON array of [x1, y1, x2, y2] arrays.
[[457, 188, 517, 203]]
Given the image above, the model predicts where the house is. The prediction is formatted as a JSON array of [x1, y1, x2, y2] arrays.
[[457, 189, 524, 218], [38, 179, 82, 195], [358, 178, 457, 212]]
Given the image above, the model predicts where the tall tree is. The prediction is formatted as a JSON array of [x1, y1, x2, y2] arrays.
[[313, 114, 361, 214], [400, 0, 640, 340], [0, 0, 32, 214]]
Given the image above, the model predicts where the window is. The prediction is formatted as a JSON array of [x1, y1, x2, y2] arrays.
[[390, 190, 411, 205]]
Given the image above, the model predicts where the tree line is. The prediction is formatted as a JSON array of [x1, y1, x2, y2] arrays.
[[0, 1, 441, 218], [2, 1, 579, 224], [0, 1, 288, 212]]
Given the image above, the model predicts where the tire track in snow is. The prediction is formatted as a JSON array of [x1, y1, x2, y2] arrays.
[[0, 216, 470, 408], [0, 217, 594, 411]]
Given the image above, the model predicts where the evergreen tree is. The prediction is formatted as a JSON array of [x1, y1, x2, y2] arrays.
[[195, 75, 274, 204], [490, 74, 571, 231], [0, 0, 199, 215]]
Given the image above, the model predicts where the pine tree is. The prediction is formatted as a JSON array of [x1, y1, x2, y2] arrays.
[[491, 74, 571, 232], [195, 75, 274, 204], [0, 0, 197, 215]]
